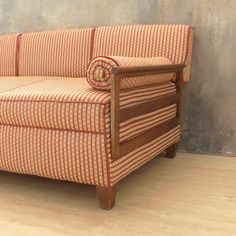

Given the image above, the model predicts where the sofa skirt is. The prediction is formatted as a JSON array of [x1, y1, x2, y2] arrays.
[[0, 124, 180, 187]]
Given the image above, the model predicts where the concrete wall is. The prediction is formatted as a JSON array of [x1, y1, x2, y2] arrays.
[[0, 0, 235, 156]]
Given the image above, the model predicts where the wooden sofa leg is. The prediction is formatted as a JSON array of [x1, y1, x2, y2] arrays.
[[165, 142, 179, 158], [96, 185, 117, 210]]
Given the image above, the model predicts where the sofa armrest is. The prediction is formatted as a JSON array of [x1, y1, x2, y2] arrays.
[[111, 63, 185, 76], [87, 56, 178, 91], [110, 62, 185, 161]]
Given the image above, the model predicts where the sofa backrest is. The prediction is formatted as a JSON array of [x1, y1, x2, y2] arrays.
[[0, 25, 193, 80], [92, 25, 193, 82], [0, 34, 18, 76], [18, 28, 94, 77]]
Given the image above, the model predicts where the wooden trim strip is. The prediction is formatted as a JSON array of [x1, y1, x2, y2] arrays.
[[111, 64, 185, 78], [15, 33, 23, 76], [111, 73, 121, 159], [118, 118, 179, 158], [110, 64, 184, 161], [176, 71, 184, 121], [120, 93, 177, 122]]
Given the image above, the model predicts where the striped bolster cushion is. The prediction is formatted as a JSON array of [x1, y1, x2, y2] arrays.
[[86, 56, 174, 90]]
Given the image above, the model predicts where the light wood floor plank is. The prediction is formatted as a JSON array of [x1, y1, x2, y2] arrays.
[[0, 153, 236, 236]]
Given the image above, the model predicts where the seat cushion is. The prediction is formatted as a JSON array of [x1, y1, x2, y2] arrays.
[[0, 77, 176, 139], [0, 77, 110, 133], [0, 76, 52, 92]]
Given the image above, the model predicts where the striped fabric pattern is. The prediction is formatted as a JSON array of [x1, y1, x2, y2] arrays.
[[0, 77, 110, 134], [0, 76, 179, 186], [92, 25, 193, 82], [87, 56, 174, 90], [0, 77, 176, 140], [120, 82, 176, 107], [0, 24, 189, 188], [19, 28, 94, 77], [0, 124, 109, 186], [120, 104, 176, 142], [0, 77, 178, 187], [109, 126, 180, 185], [0, 34, 18, 76], [120, 83, 176, 142], [0, 76, 48, 92], [0, 124, 180, 187]]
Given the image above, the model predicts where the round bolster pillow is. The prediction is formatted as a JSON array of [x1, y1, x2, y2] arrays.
[[86, 56, 175, 91]]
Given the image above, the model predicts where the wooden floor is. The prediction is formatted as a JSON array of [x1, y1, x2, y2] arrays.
[[0, 153, 236, 236]]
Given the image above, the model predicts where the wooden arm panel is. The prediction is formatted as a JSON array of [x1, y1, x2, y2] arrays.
[[111, 64, 185, 78], [111, 64, 184, 161]]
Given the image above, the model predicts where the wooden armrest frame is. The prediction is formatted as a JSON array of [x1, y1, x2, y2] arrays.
[[111, 64, 185, 161]]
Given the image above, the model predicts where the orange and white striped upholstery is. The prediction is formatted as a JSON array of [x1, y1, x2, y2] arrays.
[[0, 125, 110, 186], [0, 24, 191, 188], [87, 56, 174, 90], [0, 77, 175, 137], [120, 82, 176, 142], [93, 25, 193, 82], [109, 126, 180, 185], [120, 104, 176, 142], [0, 77, 110, 133], [0, 34, 18, 76], [0, 124, 179, 186], [19, 28, 94, 77], [0, 76, 178, 186]]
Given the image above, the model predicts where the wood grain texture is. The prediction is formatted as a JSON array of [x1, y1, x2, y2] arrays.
[[120, 93, 177, 122], [175, 70, 184, 121], [111, 73, 120, 160], [0, 153, 236, 236], [119, 118, 179, 157], [111, 64, 185, 77], [110, 64, 184, 161], [165, 142, 179, 158], [96, 185, 117, 210]]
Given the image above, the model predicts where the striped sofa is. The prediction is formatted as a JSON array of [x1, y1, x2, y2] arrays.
[[0, 25, 193, 209]]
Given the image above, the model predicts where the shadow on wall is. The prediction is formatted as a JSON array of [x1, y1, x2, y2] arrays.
[[0, 0, 235, 156], [180, 24, 236, 156], [155, 0, 236, 156]]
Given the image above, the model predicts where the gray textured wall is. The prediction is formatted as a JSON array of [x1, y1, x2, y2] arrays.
[[0, 0, 235, 156]]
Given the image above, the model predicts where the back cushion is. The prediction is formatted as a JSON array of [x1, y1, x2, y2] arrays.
[[93, 25, 193, 81], [0, 34, 18, 76], [19, 28, 94, 77]]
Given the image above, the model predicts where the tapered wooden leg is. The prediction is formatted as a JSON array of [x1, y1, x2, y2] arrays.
[[96, 185, 117, 210], [165, 142, 179, 158]]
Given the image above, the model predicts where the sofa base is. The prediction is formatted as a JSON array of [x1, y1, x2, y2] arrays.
[[96, 185, 117, 210]]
